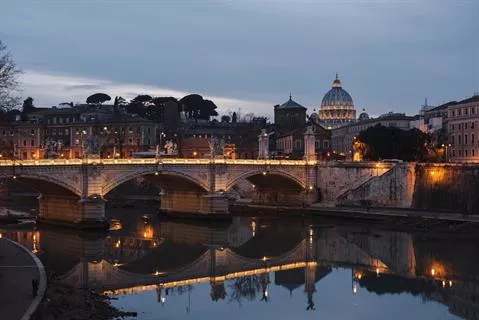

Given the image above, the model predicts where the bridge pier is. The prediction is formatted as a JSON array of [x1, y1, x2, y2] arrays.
[[251, 189, 318, 207], [38, 194, 107, 229], [160, 191, 229, 216]]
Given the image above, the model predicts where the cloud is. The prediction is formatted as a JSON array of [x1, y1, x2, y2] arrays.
[[19, 70, 275, 119]]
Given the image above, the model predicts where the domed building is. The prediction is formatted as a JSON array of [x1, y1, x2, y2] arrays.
[[358, 109, 370, 121], [318, 74, 356, 129]]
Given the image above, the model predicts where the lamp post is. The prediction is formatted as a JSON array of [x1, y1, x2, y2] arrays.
[[80, 130, 87, 159], [441, 144, 451, 162], [157, 132, 166, 159]]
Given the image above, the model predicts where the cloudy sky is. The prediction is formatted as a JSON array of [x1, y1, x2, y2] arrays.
[[1, 0, 477, 119]]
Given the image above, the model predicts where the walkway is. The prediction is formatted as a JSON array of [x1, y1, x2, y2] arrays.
[[232, 203, 479, 223], [0, 238, 46, 320]]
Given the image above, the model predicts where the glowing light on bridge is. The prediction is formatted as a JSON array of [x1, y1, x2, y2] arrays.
[[104, 261, 317, 296], [0, 158, 317, 166]]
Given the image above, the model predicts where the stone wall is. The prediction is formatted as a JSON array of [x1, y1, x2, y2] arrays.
[[412, 164, 479, 214], [336, 163, 416, 208], [317, 162, 393, 204]]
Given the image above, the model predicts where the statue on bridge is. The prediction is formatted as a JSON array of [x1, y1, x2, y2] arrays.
[[163, 140, 178, 155], [83, 135, 101, 157], [209, 137, 225, 158]]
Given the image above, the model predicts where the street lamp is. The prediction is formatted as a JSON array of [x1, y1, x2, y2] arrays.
[[80, 130, 87, 159], [157, 132, 166, 159], [441, 144, 451, 162]]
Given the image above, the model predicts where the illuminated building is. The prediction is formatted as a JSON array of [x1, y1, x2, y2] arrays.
[[318, 74, 356, 129]]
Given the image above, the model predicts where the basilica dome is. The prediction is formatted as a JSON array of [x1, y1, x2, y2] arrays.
[[321, 77, 354, 108], [318, 74, 356, 128]]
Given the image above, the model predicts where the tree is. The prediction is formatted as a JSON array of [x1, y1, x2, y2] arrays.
[[86, 93, 111, 104], [221, 115, 231, 123], [113, 96, 127, 107], [232, 112, 237, 123], [358, 124, 429, 161], [0, 40, 21, 111], [126, 94, 152, 116], [22, 97, 35, 113], [242, 112, 255, 123], [179, 94, 218, 121], [200, 99, 218, 120]]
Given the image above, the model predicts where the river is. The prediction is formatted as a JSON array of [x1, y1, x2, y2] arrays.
[[2, 205, 478, 320]]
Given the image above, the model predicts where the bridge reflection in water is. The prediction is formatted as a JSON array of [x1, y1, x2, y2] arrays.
[[3, 214, 479, 319]]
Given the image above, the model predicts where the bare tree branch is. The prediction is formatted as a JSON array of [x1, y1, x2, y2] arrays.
[[0, 40, 22, 111]]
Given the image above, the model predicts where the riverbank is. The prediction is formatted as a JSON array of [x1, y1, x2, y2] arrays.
[[33, 278, 137, 320], [232, 203, 479, 221]]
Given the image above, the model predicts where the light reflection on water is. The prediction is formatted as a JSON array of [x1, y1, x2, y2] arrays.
[[2, 208, 478, 320]]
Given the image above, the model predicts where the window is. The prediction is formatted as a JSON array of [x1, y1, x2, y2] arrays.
[[472, 107, 476, 115], [465, 150, 468, 156], [451, 124, 454, 131], [452, 110, 455, 117], [65, 129, 69, 134], [2, 130, 5, 136], [473, 133, 475, 144], [465, 123, 468, 129], [465, 134, 468, 145], [452, 150, 456, 157], [23, 140, 26, 146], [473, 149, 476, 157], [473, 122, 475, 129], [30, 140, 34, 146], [459, 109, 462, 116], [52, 129, 57, 135], [31, 129, 35, 135], [458, 135, 462, 145], [451, 135, 455, 145], [323, 140, 330, 148], [465, 108, 468, 115]]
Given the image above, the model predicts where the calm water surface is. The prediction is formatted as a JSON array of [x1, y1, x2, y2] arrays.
[[2, 207, 478, 320]]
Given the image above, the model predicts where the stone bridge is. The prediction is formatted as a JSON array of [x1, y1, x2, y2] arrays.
[[0, 159, 417, 227], [0, 158, 317, 226]]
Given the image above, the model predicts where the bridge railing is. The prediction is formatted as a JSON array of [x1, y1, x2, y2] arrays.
[[0, 158, 317, 166]]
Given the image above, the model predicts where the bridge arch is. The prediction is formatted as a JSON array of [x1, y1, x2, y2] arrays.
[[224, 169, 306, 192], [0, 172, 82, 197], [102, 168, 210, 196]]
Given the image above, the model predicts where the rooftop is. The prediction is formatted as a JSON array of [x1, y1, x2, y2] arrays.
[[276, 94, 307, 110]]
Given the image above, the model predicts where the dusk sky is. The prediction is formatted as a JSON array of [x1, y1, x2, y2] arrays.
[[1, 0, 477, 119]]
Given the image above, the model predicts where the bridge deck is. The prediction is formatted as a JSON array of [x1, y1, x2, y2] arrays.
[[0, 158, 316, 166]]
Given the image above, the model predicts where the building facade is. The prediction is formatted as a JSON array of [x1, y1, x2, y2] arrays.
[[275, 122, 331, 160], [447, 95, 479, 162], [0, 105, 158, 160]]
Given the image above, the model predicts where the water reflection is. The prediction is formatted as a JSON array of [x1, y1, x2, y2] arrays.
[[3, 212, 479, 319]]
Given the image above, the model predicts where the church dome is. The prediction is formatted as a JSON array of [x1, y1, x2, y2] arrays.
[[321, 75, 354, 108], [358, 110, 369, 121], [318, 74, 356, 129]]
